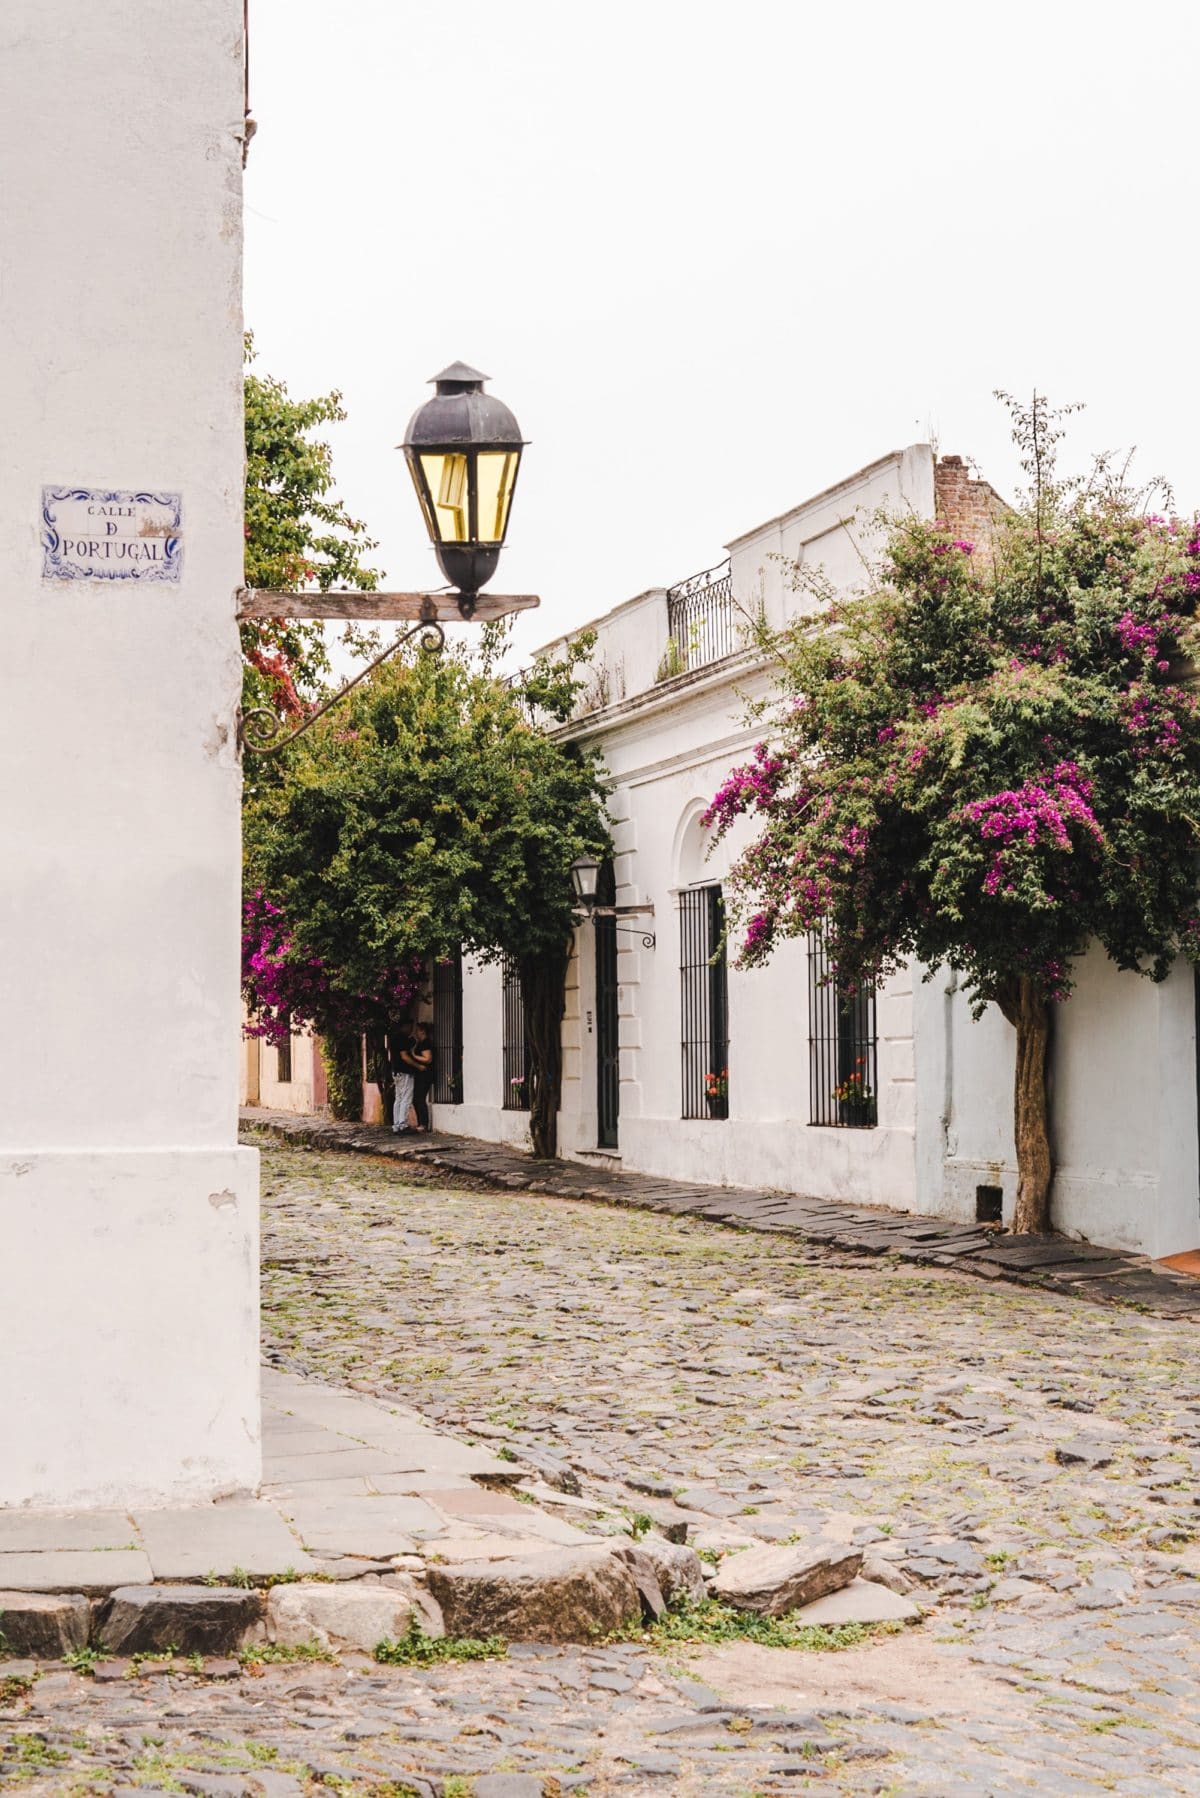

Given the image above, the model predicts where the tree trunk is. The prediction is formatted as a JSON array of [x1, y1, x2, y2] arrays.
[[1001, 977, 1053, 1234], [522, 943, 569, 1160], [321, 1031, 364, 1121]]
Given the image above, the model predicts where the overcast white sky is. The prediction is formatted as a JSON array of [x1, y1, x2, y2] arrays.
[[244, 0, 1198, 656]]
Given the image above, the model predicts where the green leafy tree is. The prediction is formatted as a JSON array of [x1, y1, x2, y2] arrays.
[[243, 633, 609, 1154], [242, 335, 379, 722], [706, 396, 1200, 1233]]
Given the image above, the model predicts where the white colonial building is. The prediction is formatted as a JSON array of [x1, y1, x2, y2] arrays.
[[426, 446, 1200, 1263], [2, 0, 259, 1506]]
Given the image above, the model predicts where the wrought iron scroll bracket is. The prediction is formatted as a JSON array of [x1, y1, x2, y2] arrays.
[[615, 924, 657, 949], [238, 602, 446, 758], [573, 903, 656, 950]]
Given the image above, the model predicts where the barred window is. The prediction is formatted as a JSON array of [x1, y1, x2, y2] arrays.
[[807, 931, 877, 1128], [501, 955, 527, 1111], [432, 951, 464, 1105], [276, 1033, 292, 1084], [679, 885, 729, 1120]]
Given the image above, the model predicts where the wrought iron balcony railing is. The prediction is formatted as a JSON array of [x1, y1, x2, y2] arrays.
[[663, 558, 738, 677]]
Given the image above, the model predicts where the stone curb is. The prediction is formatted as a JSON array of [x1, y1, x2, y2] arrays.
[[0, 1544, 662, 1659], [242, 1107, 1200, 1324]]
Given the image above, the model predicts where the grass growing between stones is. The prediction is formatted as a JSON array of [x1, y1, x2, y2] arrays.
[[239, 1637, 337, 1667], [3, 1734, 69, 1775], [61, 1648, 109, 1677], [613, 1598, 909, 1652], [374, 1619, 507, 1667], [125, 1741, 310, 1792]]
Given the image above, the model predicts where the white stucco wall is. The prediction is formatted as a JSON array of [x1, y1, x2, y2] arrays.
[[560, 689, 917, 1204], [940, 955, 1200, 1258], [0, 0, 259, 1505], [436, 957, 534, 1150], [726, 443, 936, 634]]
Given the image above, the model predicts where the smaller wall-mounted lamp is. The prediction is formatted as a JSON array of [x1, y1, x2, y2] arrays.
[[569, 854, 601, 912], [570, 856, 656, 948]]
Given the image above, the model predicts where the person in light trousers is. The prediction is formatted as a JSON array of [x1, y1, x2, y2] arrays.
[[390, 1024, 415, 1134], [391, 1019, 434, 1134]]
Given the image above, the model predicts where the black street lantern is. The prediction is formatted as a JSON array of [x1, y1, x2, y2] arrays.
[[238, 362, 536, 758], [570, 854, 601, 911], [569, 852, 657, 948], [402, 361, 525, 618]]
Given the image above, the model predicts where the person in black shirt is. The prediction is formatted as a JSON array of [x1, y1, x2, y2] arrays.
[[397, 1019, 434, 1133]]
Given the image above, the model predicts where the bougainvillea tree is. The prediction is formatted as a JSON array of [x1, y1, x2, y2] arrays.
[[243, 632, 609, 1154], [706, 396, 1200, 1233], [241, 888, 423, 1117]]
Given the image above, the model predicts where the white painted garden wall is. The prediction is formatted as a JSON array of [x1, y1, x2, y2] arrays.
[[0, 0, 259, 1505], [916, 957, 1200, 1257]]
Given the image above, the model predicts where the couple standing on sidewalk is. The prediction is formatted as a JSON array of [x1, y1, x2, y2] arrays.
[[392, 1019, 434, 1135]]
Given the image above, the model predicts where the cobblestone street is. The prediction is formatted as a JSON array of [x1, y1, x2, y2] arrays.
[[7, 1138, 1200, 1795]]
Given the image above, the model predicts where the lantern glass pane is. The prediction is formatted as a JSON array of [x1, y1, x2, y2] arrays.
[[419, 452, 470, 542], [475, 450, 519, 543], [406, 455, 436, 538]]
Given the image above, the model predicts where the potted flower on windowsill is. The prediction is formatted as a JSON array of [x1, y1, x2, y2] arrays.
[[704, 1068, 729, 1119], [834, 1060, 876, 1127], [510, 1074, 528, 1110]]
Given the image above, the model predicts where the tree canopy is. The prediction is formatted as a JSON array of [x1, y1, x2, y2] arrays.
[[243, 632, 609, 1152], [706, 397, 1200, 1230], [242, 336, 379, 721]]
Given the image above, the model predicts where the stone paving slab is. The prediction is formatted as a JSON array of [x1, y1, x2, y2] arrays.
[[242, 1105, 1200, 1321], [278, 1495, 443, 1557], [262, 1446, 432, 1484], [0, 1510, 135, 1553], [131, 1504, 316, 1582], [259, 1428, 365, 1457], [0, 1549, 152, 1593]]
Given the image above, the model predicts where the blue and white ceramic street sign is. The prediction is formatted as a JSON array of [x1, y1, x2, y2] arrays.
[[41, 487, 183, 582]]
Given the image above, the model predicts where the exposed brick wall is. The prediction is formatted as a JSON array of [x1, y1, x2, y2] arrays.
[[934, 455, 1006, 555]]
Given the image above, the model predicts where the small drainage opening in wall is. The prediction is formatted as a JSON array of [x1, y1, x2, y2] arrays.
[[976, 1184, 1004, 1225]]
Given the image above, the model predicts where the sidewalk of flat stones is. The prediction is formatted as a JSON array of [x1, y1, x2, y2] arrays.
[[241, 1105, 1200, 1321], [0, 1369, 910, 1671]]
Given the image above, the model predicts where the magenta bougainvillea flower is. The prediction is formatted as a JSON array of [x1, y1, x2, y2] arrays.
[[241, 889, 421, 1046]]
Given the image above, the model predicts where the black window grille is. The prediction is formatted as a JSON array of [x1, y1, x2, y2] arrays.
[[432, 951, 464, 1105], [595, 859, 620, 1149], [807, 931, 877, 1127], [680, 885, 729, 1119], [665, 560, 738, 674], [276, 1032, 292, 1083], [501, 955, 527, 1111]]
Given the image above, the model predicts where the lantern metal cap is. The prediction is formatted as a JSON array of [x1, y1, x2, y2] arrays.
[[401, 364, 524, 451], [429, 361, 489, 391]]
